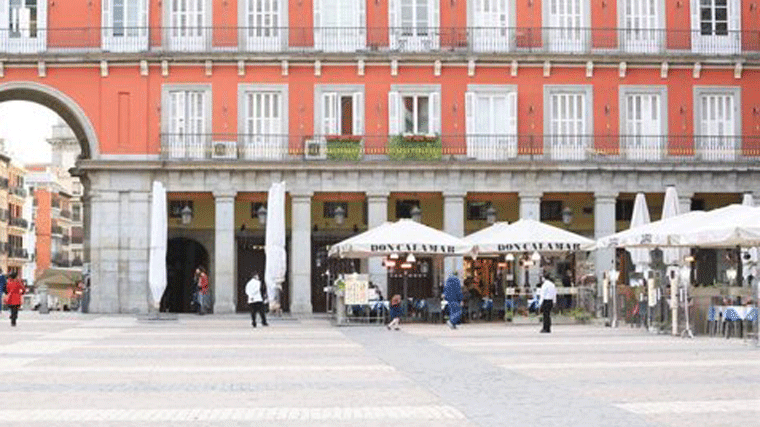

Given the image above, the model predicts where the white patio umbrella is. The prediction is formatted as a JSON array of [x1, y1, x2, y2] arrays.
[[628, 193, 651, 273], [148, 181, 168, 310], [464, 219, 594, 254], [673, 204, 760, 248], [264, 182, 287, 305], [661, 187, 686, 265], [328, 219, 473, 258]]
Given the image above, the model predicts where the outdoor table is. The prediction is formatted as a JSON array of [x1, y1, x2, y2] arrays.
[[713, 305, 753, 320]]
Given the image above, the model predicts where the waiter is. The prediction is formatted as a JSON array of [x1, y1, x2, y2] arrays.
[[539, 273, 557, 333]]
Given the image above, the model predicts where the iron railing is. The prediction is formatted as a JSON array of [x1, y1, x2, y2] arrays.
[[9, 248, 27, 259], [159, 134, 760, 163], [9, 217, 28, 228], [0, 27, 757, 56], [51, 225, 64, 235]]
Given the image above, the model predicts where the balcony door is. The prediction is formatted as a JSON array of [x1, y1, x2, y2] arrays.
[[0, 0, 46, 53], [546, 0, 587, 52], [242, 91, 285, 160], [621, 0, 662, 53], [168, 91, 208, 159], [465, 90, 517, 160], [548, 92, 588, 160], [102, 0, 148, 52], [389, 0, 439, 51], [321, 92, 364, 136], [242, 0, 284, 51], [623, 93, 663, 161], [697, 93, 737, 161], [167, 0, 209, 51], [473, 0, 511, 52], [691, 0, 740, 54], [314, 0, 365, 52]]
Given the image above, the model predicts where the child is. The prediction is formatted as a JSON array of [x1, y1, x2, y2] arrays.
[[387, 294, 402, 330]]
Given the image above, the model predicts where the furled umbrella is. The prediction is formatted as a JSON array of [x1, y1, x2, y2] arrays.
[[148, 181, 168, 311], [661, 186, 686, 265], [628, 193, 652, 274], [264, 181, 287, 311]]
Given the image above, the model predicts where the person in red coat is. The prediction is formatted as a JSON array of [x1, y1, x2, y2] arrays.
[[4, 272, 25, 327], [195, 267, 209, 315]]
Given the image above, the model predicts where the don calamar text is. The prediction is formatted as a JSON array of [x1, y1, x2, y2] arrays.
[[370, 244, 457, 253], [497, 243, 583, 251]]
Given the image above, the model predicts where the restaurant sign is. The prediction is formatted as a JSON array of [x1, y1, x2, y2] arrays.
[[369, 244, 457, 254], [497, 242, 583, 252]]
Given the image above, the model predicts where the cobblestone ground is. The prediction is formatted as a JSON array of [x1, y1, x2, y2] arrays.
[[0, 312, 757, 426]]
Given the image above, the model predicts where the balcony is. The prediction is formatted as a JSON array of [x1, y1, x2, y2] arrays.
[[9, 187, 27, 198], [159, 134, 759, 164], [9, 217, 28, 229], [9, 248, 28, 260], [52, 252, 70, 268], [71, 235, 84, 245], [60, 209, 72, 219], [51, 199, 61, 209], [51, 225, 64, 236], [62, 235, 70, 246], [0, 27, 756, 58]]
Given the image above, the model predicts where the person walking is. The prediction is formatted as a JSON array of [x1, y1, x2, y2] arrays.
[[386, 294, 402, 330], [4, 272, 25, 327], [539, 274, 557, 333], [245, 273, 268, 328], [196, 267, 209, 315], [444, 271, 463, 329]]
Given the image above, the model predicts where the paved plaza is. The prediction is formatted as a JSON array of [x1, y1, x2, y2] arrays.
[[0, 313, 757, 426]]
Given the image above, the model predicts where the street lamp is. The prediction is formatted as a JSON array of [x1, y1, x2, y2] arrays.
[[180, 205, 193, 225], [486, 205, 497, 225], [410, 205, 422, 222], [333, 204, 346, 225], [531, 251, 541, 264], [256, 204, 267, 225]]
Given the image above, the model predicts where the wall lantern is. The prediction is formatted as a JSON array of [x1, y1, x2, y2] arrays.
[[256, 204, 267, 225], [486, 205, 497, 225], [410, 205, 422, 222], [181, 205, 193, 225], [333, 204, 346, 225]]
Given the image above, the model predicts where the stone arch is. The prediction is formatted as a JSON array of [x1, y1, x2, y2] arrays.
[[0, 81, 99, 159]]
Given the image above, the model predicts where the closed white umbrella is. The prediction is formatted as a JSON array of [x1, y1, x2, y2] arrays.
[[264, 182, 287, 306], [628, 193, 651, 272], [148, 181, 168, 310], [661, 187, 685, 265], [464, 219, 594, 254]]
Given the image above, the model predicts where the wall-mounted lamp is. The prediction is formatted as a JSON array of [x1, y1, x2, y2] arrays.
[[256, 204, 267, 225], [486, 205, 497, 225], [531, 251, 541, 263], [181, 205, 193, 225], [410, 205, 422, 222], [406, 253, 416, 263], [604, 104, 611, 115], [562, 206, 573, 225], [420, 260, 429, 274], [333, 204, 346, 225]]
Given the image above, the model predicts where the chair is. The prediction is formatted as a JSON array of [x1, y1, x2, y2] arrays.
[[744, 308, 758, 338], [706, 306, 718, 337], [723, 308, 741, 338], [426, 298, 443, 323]]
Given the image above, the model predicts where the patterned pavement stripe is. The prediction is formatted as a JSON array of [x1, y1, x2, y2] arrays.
[[0, 364, 395, 373], [0, 341, 91, 354], [617, 400, 760, 414], [82, 343, 362, 349], [437, 339, 717, 348], [0, 406, 464, 422], [500, 359, 760, 370]]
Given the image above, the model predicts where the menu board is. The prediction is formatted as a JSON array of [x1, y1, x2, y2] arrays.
[[343, 274, 369, 305]]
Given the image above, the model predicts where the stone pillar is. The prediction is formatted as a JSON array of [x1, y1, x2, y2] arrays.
[[367, 192, 389, 296], [88, 190, 120, 313], [519, 192, 542, 288], [443, 192, 466, 276], [678, 193, 693, 214], [595, 192, 618, 315], [290, 193, 313, 314], [213, 191, 236, 314], [125, 191, 150, 313]]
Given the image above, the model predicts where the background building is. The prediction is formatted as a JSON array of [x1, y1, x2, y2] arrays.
[[0, 139, 32, 280], [0, 0, 758, 313]]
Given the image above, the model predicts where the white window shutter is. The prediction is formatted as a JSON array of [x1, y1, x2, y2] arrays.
[[322, 92, 338, 135], [730, 0, 740, 32], [353, 92, 364, 135], [429, 91, 440, 135], [431, 0, 439, 31], [102, 0, 111, 37], [314, 0, 322, 46], [389, 0, 398, 47], [507, 91, 518, 136], [202, 91, 210, 134], [140, 0, 149, 37], [358, 0, 366, 37], [388, 91, 400, 135], [690, 0, 698, 34], [465, 91, 476, 136]]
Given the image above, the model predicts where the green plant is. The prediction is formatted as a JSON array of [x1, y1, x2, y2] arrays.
[[387, 134, 442, 160], [326, 138, 362, 161], [504, 311, 514, 322], [569, 307, 592, 323]]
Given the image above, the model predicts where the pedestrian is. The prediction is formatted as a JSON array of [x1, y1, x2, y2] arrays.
[[4, 272, 25, 327], [0, 268, 6, 311], [444, 271, 463, 329], [195, 267, 209, 315], [539, 273, 557, 333], [245, 273, 268, 328], [387, 294, 402, 330]]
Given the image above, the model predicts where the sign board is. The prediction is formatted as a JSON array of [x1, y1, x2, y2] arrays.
[[343, 274, 369, 305]]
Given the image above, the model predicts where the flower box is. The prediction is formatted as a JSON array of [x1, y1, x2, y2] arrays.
[[387, 134, 442, 160]]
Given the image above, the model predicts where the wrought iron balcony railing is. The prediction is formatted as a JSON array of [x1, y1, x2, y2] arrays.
[[1, 27, 757, 57], [159, 134, 760, 163], [9, 217, 28, 229], [9, 248, 28, 260], [51, 225, 64, 235]]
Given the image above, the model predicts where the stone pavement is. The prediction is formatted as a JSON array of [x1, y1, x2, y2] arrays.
[[0, 312, 758, 426]]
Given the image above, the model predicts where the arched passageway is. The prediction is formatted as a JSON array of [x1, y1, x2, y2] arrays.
[[163, 238, 210, 313]]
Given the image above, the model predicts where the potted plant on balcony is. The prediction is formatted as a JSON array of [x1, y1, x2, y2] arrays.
[[387, 134, 442, 160], [325, 135, 363, 161]]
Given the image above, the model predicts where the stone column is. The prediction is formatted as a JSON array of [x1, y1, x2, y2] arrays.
[[367, 192, 389, 296], [213, 191, 236, 314], [125, 191, 150, 313], [519, 192, 542, 288], [678, 192, 693, 214], [290, 193, 313, 314], [443, 192, 466, 276], [595, 192, 618, 316]]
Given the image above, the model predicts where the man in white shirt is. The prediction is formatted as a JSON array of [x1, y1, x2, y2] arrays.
[[245, 273, 268, 328], [539, 274, 557, 333]]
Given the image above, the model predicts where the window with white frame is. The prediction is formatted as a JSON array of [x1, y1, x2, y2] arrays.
[[317, 86, 364, 136], [465, 86, 517, 160], [620, 0, 664, 53], [165, 0, 211, 51], [389, 86, 440, 136], [544, 0, 589, 52], [472, 0, 512, 52], [239, 85, 288, 160], [0, 0, 46, 53], [389, 0, 439, 51], [314, 0, 365, 52], [544, 86, 592, 160], [240, 0, 285, 51], [102, 0, 148, 52], [620, 86, 667, 161], [162, 86, 211, 159], [691, 0, 740, 54], [694, 87, 740, 161]]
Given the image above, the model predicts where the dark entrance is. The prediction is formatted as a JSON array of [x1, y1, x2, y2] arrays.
[[312, 233, 361, 313], [236, 232, 290, 313], [163, 238, 209, 313], [388, 257, 434, 300]]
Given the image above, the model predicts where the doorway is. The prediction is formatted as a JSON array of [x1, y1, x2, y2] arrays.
[[236, 233, 290, 313], [163, 238, 209, 313]]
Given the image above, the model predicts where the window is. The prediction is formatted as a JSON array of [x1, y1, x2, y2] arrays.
[[472, 0, 511, 52], [169, 201, 193, 218], [314, 0, 365, 51], [620, 86, 667, 161], [545, 0, 589, 52], [163, 86, 211, 159], [240, 0, 285, 51], [691, 0, 740, 54], [317, 86, 364, 136], [72, 204, 81, 221], [544, 85, 592, 161], [616, 199, 634, 221], [694, 87, 740, 161], [621, 0, 663, 53], [466, 86, 517, 160], [467, 201, 492, 221], [165, 0, 210, 51], [102, 0, 148, 51], [540, 201, 563, 221], [388, 86, 440, 136], [239, 84, 288, 160], [691, 199, 706, 211], [395, 200, 420, 219], [389, 0, 439, 51], [0, 0, 46, 53]]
